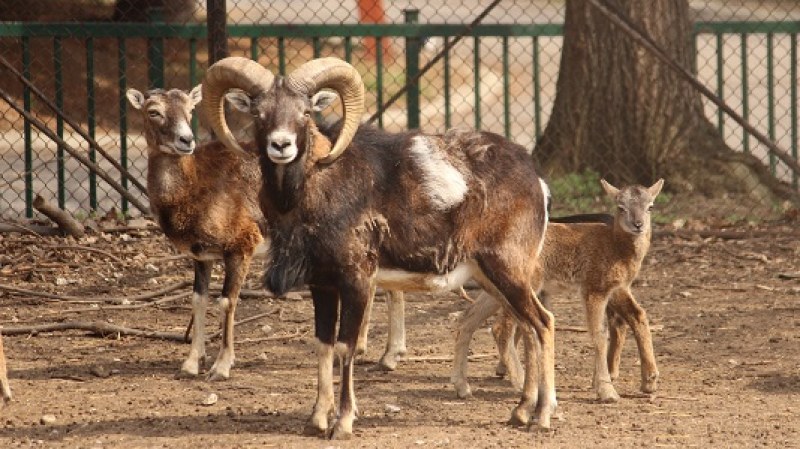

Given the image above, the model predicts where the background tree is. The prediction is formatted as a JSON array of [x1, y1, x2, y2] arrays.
[[534, 0, 794, 202]]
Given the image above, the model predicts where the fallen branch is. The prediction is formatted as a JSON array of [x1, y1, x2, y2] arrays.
[[239, 328, 309, 343], [43, 244, 124, 265], [33, 195, 85, 238], [208, 310, 275, 340], [0, 321, 185, 341], [44, 292, 192, 315], [0, 221, 49, 237], [405, 353, 496, 363], [0, 280, 192, 305], [655, 229, 800, 240]]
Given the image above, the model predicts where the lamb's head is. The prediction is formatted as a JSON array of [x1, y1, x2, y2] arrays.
[[201, 57, 365, 165], [126, 86, 201, 156], [601, 178, 664, 235]]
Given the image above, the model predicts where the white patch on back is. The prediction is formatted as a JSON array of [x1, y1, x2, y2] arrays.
[[409, 136, 468, 211]]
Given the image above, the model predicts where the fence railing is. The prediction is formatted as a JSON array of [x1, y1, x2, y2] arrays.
[[0, 20, 798, 217]]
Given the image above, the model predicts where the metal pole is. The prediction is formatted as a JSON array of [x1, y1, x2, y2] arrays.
[[207, 0, 228, 64]]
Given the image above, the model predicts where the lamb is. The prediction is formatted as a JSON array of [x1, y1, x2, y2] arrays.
[[0, 332, 10, 403], [201, 56, 554, 439], [126, 86, 267, 381], [452, 179, 663, 402]]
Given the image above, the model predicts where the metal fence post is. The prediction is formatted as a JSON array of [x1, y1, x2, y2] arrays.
[[208, 0, 228, 64], [147, 6, 165, 89], [404, 9, 420, 130]]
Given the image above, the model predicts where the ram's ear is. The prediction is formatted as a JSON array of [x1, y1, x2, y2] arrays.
[[225, 90, 252, 113], [311, 91, 338, 112], [188, 84, 203, 107], [126, 89, 145, 110]]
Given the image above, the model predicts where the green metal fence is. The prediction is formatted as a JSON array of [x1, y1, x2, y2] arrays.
[[0, 7, 799, 219]]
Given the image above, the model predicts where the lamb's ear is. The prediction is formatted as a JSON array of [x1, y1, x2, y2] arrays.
[[188, 84, 203, 107], [648, 178, 665, 199], [600, 179, 620, 199], [126, 89, 145, 110], [225, 90, 252, 113], [311, 91, 338, 112]]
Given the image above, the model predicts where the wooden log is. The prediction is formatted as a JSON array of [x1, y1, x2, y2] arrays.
[[32, 195, 85, 238]]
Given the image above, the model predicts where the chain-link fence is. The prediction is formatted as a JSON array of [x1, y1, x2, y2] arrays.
[[0, 0, 798, 224]]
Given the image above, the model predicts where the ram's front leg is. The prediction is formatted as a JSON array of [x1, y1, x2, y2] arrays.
[[181, 260, 212, 377], [306, 286, 339, 436], [208, 251, 251, 381], [330, 276, 371, 440], [0, 333, 11, 403]]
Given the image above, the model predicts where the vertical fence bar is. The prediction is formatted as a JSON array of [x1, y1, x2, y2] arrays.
[[444, 36, 451, 129], [792, 33, 798, 189], [376, 36, 384, 129], [474, 36, 481, 130], [344, 36, 352, 63], [533, 36, 541, 142], [502, 36, 510, 138], [741, 33, 749, 154], [716, 32, 724, 135], [404, 9, 420, 130], [189, 38, 198, 133], [147, 8, 164, 89], [22, 37, 32, 218], [278, 37, 286, 75], [87, 37, 97, 211], [767, 32, 776, 174], [118, 38, 129, 214], [207, 0, 228, 64], [54, 36, 65, 209], [250, 37, 259, 61], [313, 37, 321, 58]]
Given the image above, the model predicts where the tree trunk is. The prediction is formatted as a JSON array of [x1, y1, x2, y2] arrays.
[[535, 0, 793, 202]]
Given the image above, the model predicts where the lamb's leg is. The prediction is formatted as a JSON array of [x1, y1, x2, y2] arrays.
[[0, 332, 12, 403], [586, 290, 619, 402], [476, 253, 556, 430], [376, 290, 407, 371], [306, 286, 338, 436], [330, 276, 371, 440], [180, 260, 212, 377], [611, 288, 659, 393], [355, 283, 376, 358], [491, 310, 524, 391], [208, 252, 251, 381], [606, 299, 628, 381], [452, 291, 501, 398]]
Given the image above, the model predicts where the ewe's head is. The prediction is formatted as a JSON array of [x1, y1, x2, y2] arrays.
[[601, 179, 664, 235], [126, 86, 201, 156], [201, 57, 364, 166]]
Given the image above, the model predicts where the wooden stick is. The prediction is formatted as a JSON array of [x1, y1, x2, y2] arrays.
[[0, 321, 185, 341], [208, 311, 275, 340], [43, 244, 124, 265], [43, 292, 192, 315], [404, 353, 496, 363], [0, 221, 47, 236], [239, 328, 309, 343], [0, 280, 192, 305], [33, 195, 85, 238]]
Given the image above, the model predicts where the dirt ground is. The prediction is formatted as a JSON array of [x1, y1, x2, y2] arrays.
[[0, 220, 799, 449]]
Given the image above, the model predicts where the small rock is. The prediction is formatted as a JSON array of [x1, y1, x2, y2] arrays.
[[678, 291, 691, 298], [260, 324, 273, 334], [384, 404, 401, 413], [257, 352, 269, 361], [448, 311, 463, 321], [201, 393, 218, 406], [55, 277, 69, 286], [89, 365, 112, 379], [283, 292, 303, 300], [40, 415, 57, 425], [144, 263, 159, 272]]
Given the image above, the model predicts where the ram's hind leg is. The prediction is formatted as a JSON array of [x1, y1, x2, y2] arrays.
[[181, 260, 212, 377], [476, 254, 556, 430], [377, 290, 407, 371]]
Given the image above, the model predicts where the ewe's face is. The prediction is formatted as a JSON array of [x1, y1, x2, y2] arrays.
[[226, 82, 338, 165], [126, 86, 201, 156]]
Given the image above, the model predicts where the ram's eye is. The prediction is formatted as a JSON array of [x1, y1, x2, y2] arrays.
[[617, 205, 626, 212], [148, 110, 163, 119], [647, 205, 654, 212]]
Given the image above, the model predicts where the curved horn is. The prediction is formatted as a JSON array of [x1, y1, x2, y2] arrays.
[[285, 57, 365, 163], [202, 57, 275, 153]]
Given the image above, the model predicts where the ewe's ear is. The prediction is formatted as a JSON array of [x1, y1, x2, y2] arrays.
[[225, 90, 252, 113], [311, 91, 338, 112], [126, 89, 145, 110], [188, 84, 203, 107], [600, 179, 620, 199], [648, 178, 665, 199]]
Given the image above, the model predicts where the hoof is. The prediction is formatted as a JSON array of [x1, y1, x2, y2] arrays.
[[597, 384, 621, 403], [206, 370, 230, 382], [508, 407, 530, 427], [303, 422, 327, 436], [328, 426, 353, 440], [495, 361, 508, 378], [454, 383, 473, 400], [641, 373, 659, 394], [376, 354, 401, 371]]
